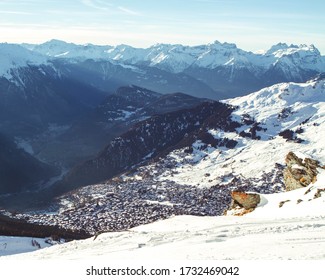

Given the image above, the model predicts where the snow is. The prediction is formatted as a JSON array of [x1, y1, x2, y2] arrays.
[[23, 39, 114, 62], [14, 137, 34, 155], [0, 74, 324, 261], [237, 169, 325, 219], [0, 81, 324, 261], [0, 43, 49, 79], [158, 79, 325, 187], [1, 40, 323, 86], [1, 170, 324, 260], [17, 39, 325, 74], [0, 236, 51, 257]]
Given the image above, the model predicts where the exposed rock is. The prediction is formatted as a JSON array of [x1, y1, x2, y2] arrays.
[[279, 129, 304, 143], [314, 188, 325, 199], [279, 200, 291, 208], [230, 191, 261, 210], [283, 152, 322, 191]]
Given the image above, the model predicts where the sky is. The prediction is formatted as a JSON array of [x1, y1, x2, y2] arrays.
[[0, 0, 324, 53]]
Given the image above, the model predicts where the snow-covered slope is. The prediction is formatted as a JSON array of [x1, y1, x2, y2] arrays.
[[18, 39, 325, 98], [0, 77, 324, 260], [158, 77, 325, 188], [22, 40, 325, 74], [0, 236, 51, 257], [2, 169, 324, 260], [0, 43, 48, 79], [264, 43, 325, 72], [1, 78, 321, 236], [23, 39, 114, 61], [0, 39, 321, 100]]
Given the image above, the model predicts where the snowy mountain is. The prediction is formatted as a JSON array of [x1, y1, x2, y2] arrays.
[[57, 76, 325, 194], [23, 39, 113, 61], [18, 39, 325, 98], [0, 77, 321, 234], [0, 43, 49, 80], [24, 40, 325, 75], [0, 76, 324, 260], [53, 100, 234, 194], [0, 40, 324, 261], [156, 76, 325, 188], [1, 40, 324, 101]]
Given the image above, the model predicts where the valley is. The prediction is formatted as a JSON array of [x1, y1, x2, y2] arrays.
[[0, 39, 324, 260]]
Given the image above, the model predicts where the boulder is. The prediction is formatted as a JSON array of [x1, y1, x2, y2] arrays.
[[230, 191, 261, 210], [283, 152, 322, 191]]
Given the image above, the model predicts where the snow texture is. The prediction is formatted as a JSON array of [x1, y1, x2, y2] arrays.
[[0, 78, 324, 260], [158, 78, 325, 187], [21, 40, 325, 74], [1, 170, 324, 260], [0, 43, 48, 79]]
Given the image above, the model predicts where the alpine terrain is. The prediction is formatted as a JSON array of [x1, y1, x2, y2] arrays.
[[0, 40, 324, 260]]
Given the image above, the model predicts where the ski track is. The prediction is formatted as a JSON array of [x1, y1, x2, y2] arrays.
[[2, 215, 324, 260]]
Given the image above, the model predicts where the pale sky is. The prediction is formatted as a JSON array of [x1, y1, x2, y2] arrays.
[[0, 0, 324, 53]]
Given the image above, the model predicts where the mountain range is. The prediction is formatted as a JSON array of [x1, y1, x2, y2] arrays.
[[0, 75, 324, 261], [0, 38, 324, 260], [0, 39, 324, 203], [1, 40, 324, 100], [0, 76, 322, 233]]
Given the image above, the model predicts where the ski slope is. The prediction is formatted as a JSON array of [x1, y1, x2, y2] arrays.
[[1, 170, 324, 260]]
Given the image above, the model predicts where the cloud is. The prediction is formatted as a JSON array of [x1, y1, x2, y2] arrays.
[[0, 10, 35, 15], [81, 0, 113, 11], [118, 6, 140, 16], [81, 0, 139, 16]]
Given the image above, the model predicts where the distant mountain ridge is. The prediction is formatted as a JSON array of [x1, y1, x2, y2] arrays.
[[1, 39, 324, 99], [23, 39, 325, 73]]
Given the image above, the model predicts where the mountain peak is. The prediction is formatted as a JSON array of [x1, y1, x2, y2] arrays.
[[266, 43, 290, 54], [44, 39, 71, 45], [266, 42, 321, 55], [0, 43, 48, 79], [209, 40, 238, 49]]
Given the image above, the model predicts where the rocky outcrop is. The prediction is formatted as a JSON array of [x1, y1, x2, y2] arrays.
[[283, 152, 323, 191], [230, 191, 261, 210], [225, 191, 261, 216]]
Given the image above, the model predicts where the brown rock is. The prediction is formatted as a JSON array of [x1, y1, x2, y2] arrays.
[[314, 188, 325, 199], [230, 191, 261, 210], [279, 200, 290, 208], [283, 152, 321, 191]]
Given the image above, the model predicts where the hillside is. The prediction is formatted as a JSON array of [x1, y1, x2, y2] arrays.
[[0, 78, 321, 235], [1, 168, 324, 260], [0, 133, 58, 194], [0, 76, 324, 260], [53, 100, 235, 194]]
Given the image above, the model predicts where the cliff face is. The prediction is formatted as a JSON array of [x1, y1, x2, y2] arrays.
[[283, 152, 323, 191]]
